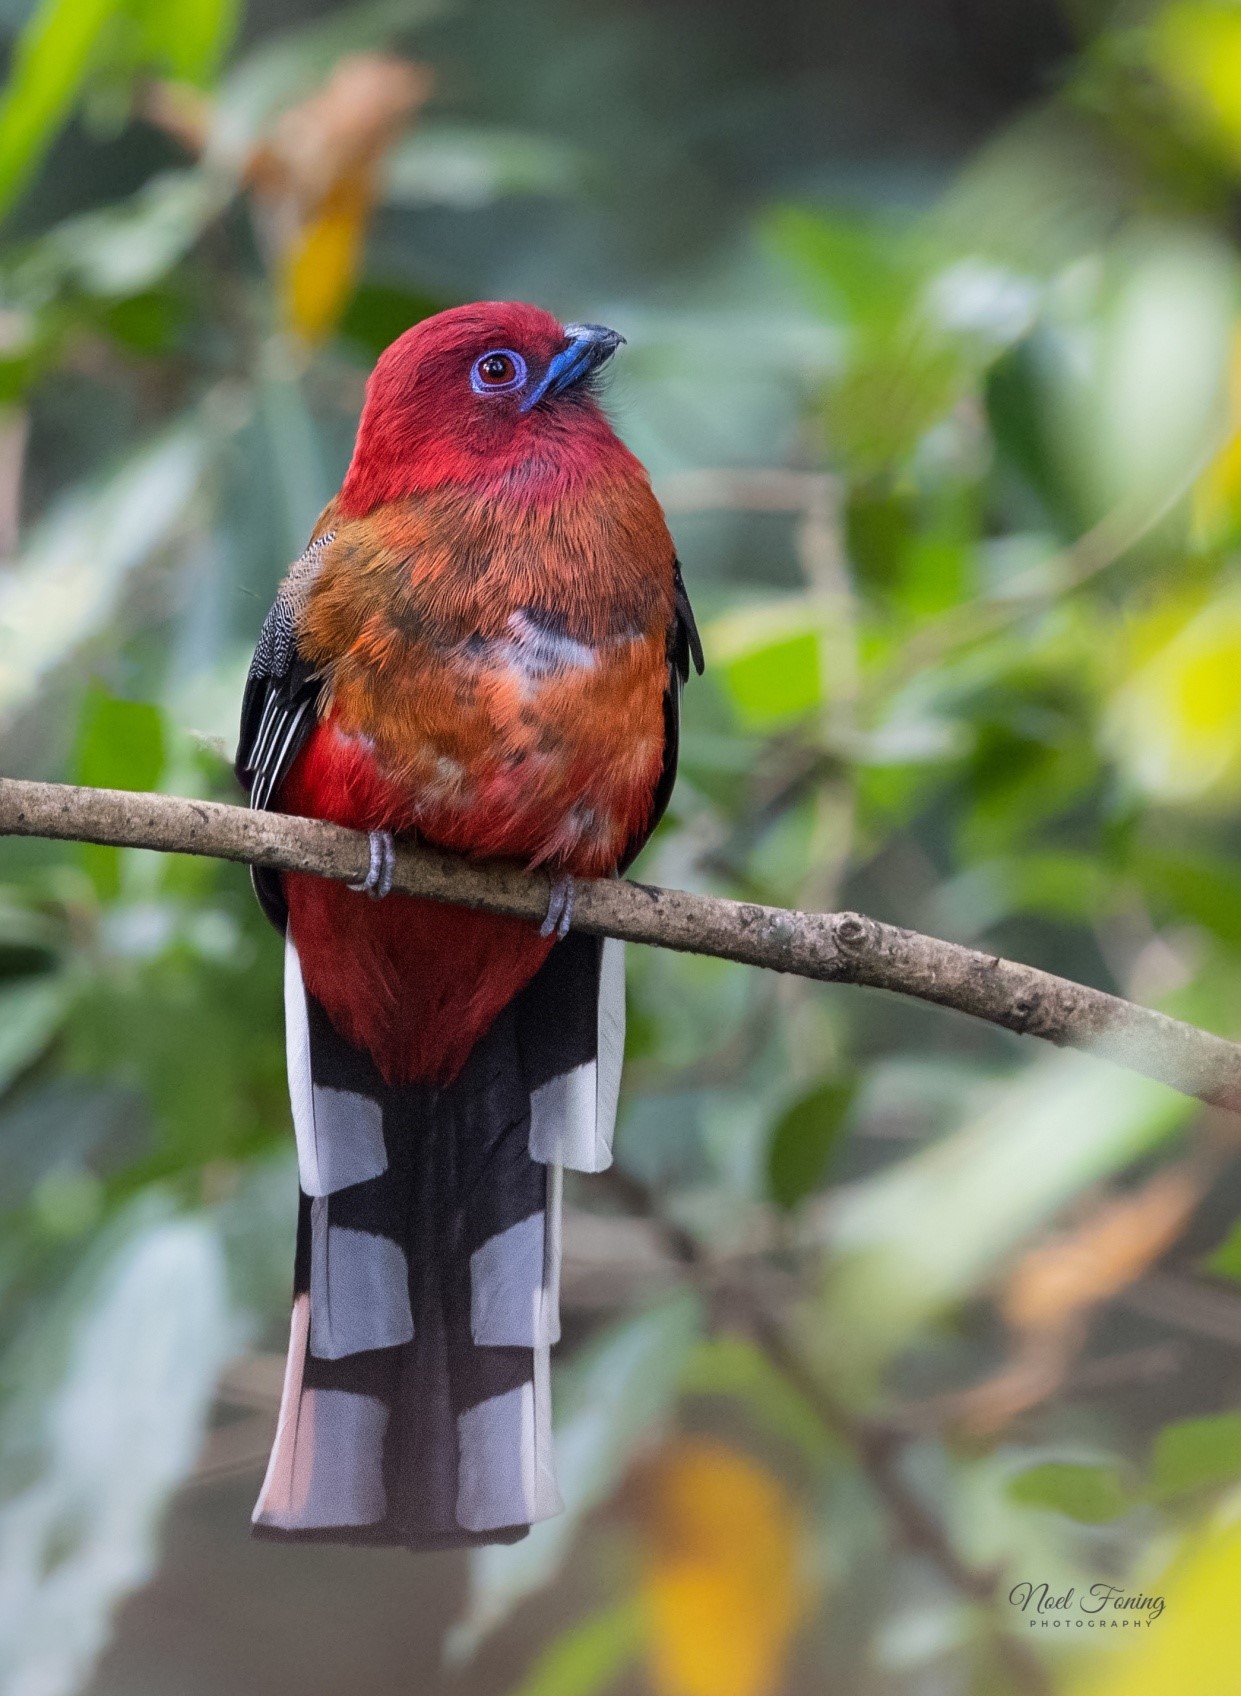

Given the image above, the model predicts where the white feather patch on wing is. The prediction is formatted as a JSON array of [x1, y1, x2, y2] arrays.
[[469, 1212, 546, 1348], [595, 937, 626, 1148], [284, 936, 388, 1196], [283, 940, 316, 1180], [456, 1383, 537, 1532], [309, 1201, 414, 1360], [528, 938, 625, 1172], [455, 1361, 562, 1533], [253, 1293, 389, 1531]]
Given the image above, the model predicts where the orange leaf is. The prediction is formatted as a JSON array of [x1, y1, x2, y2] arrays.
[[1001, 1166, 1203, 1335], [270, 54, 430, 214]]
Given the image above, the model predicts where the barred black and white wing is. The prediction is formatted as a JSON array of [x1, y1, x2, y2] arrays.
[[235, 532, 335, 927], [619, 557, 703, 872]]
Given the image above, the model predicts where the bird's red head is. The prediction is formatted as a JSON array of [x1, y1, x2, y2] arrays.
[[338, 301, 639, 515]]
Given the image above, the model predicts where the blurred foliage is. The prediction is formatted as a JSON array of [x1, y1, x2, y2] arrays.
[[634, 1438, 812, 1696], [1068, 1514, 1241, 1696], [5, 0, 1241, 1694]]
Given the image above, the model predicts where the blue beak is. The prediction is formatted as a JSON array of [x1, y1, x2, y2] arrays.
[[520, 323, 624, 412]]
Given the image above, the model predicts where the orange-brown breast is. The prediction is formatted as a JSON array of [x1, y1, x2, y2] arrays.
[[294, 472, 675, 875], [278, 472, 676, 1084]]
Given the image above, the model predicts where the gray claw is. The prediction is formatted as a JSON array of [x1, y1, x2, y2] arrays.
[[349, 830, 396, 899], [540, 875, 575, 940]]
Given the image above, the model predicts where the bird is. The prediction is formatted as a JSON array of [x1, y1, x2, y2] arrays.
[[235, 302, 702, 1549]]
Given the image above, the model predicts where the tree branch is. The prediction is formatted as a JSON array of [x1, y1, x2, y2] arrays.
[[2, 775, 1239, 1114]]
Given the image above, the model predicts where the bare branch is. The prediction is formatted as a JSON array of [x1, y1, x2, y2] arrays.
[[3, 775, 1240, 1113]]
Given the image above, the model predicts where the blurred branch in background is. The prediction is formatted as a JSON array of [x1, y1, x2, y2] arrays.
[[7, 775, 1241, 1115]]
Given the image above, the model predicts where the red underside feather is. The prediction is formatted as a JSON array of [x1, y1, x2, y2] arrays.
[[279, 724, 555, 1087]]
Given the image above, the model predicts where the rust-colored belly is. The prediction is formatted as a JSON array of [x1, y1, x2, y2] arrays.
[[279, 626, 667, 1085]]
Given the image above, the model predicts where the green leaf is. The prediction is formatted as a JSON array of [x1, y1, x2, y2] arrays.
[[100, 288, 186, 356], [816, 1053, 1194, 1388], [129, 0, 240, 85], [336, 281, 446, 361], [72, 688, 166, 900], [17, 170, 229, 300], [710, 604, 825, 731], [986, 339, 1086, 536], [510, 1600, 644, 1696], [73, 688, 165, 794], [767, 205, 916, 337], [0, 0, 122, 221], [828, 341, 968, 474], [1205, 1219, 1241, 1283], [1007, 1461, 1130, 1524], [0, 421, 208, 736], [679, 1335, 835, 1465], [0, 0, 235, 217], [1131, 847, 1241, 952], [0, 1202, 237, 1694], [766, 1080, 855, 1211], [725, 631, 821, 728], [1152, 1414, 1241, 1499], [0, 976, 73, 1095]]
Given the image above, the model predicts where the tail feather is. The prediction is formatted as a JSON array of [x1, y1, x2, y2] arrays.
[[254, 929, 621, 1549], [521, 929, 625, 1172]]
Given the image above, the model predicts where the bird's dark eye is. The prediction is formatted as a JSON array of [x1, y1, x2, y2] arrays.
[[471, 349, 527, 394]]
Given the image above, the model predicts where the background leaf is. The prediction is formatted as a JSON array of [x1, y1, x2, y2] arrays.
[[1151, 1413, 1241, 1499], [0, 976, 73, 1095], [0, 1204, 237, 1696], [0, 0, 121, 222], [1007, 1461, 1130, 1524], [509, 1600, 645, 1696], [766, 1079, 855, 1211]]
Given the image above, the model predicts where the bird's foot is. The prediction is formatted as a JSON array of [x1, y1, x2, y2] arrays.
[[349, 830, 396, 900], [540, 874, 575, 940]]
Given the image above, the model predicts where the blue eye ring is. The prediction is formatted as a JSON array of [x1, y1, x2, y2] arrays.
[[471, 348, 527, 394]]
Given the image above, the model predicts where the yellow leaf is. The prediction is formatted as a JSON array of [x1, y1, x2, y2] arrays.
[[279, 168, 372, 345], [1070, 1516, 1241, 1696], [1152, 3, 1241, 166], [636, 1439, 810, 1696], [1106, 587, 1241, 801], [1194, 326, 1241, 544]]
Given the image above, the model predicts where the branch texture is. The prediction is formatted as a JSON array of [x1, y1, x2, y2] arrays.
[[3, 776, 1240, 1114]]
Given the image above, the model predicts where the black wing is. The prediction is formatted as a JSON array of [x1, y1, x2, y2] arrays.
[[618, 558, 703, 873], [236, 532, 335, 927]]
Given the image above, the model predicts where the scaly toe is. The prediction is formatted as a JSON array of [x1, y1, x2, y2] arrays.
[[374, 831, 396, 899], [540, 875, 575, 940], [349, 830, 396, 899]]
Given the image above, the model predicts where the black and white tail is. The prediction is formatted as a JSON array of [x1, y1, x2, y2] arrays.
[[252, 931, 624, 1548]]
